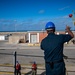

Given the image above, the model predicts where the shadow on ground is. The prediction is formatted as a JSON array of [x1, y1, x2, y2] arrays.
[[24, 71, 32, 75], [24, 71, 46, 75], [40, 71, 46, 75]]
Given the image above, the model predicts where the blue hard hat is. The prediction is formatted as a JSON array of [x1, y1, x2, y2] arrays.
[[45, 22, 55, 30]]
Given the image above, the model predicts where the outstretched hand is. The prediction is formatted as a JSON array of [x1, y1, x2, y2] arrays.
[[65, 25, 74, 38], [66, 25, 71, 31]]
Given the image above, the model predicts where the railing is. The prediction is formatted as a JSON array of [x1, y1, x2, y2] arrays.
[[0, 52, 75, 75]]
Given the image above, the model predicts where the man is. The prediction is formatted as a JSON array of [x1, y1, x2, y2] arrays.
[[40, 22, 74, 75], [31, 61, 37, 75], [16, 61, 21, 75]]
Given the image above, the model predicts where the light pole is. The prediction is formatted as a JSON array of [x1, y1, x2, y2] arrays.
[[15, 24, 17, 32], [13, 51, 17, 75], [69, 10, 75, 31], [14, 20, 17, 32], [42, 29, 44, 34], [72, 10, 75, 31]]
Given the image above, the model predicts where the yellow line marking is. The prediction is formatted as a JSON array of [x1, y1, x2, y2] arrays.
[[0, 71, 26, 74], [0, 64, 45, 67], [0, 72, 13, 74]]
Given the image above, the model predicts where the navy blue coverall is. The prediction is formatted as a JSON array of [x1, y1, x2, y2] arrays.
[[40, 33, 72, 75]]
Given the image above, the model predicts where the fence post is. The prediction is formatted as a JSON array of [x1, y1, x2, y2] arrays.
[[13, 51, 17, 75]]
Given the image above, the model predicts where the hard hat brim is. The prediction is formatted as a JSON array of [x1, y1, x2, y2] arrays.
[[46, 29, 54, 30]]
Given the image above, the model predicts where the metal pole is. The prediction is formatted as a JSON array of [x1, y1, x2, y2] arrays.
[[14, 51, 17, 75]]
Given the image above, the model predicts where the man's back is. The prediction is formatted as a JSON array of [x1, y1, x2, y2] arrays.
[[16, 63, 21, 70], [41, 33, 72, 62]]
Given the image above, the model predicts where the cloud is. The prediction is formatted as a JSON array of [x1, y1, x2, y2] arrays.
[[62, 15, 69, 18], [59, 6, 70, 11], [39, 10, 45, 14], [0, 17, 74, 31]]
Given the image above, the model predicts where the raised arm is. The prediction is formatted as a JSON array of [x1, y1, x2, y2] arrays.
[[66, 25, 74, 38]]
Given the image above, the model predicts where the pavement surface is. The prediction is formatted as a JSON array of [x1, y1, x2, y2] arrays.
[[0, 42, 75, 75]]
